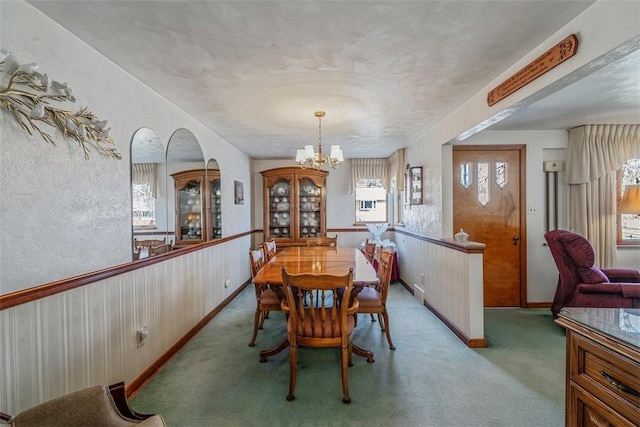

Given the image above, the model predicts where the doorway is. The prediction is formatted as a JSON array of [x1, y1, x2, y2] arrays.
[[452, 145, 526, 307]]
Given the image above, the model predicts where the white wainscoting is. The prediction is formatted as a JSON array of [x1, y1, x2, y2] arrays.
[[0, 236, 251, 414], [335, 228, 485, 345], [393, 231, 485, 345]]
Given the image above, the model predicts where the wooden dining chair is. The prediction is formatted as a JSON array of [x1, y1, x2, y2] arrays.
[[305, 236, 337, 247], [356, 248, 395, 350], [248, 247, 282, 347], [363, 239, 376, 264], [362, 239, 377, 322], [148, 241, 172, 256], [305, 236, 340, 301], [134, 238, 166, 250], [262, 239, 277, 261], [280, 267, 359, 404]]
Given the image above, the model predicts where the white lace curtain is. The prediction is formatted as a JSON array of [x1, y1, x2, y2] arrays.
[[131, 163, 159, 198], [567, 124, 640, 266], [350, 158, 390, 194]]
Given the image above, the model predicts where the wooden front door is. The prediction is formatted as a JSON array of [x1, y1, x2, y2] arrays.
[[452, 145, 526, 307]]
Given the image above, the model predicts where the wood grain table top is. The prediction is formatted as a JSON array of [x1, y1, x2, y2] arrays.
[[253, 246, 379, 286]]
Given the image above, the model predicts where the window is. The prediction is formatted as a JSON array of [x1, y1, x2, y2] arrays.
[[359, 200, 377, 210], [355, 178, 387, 223], [132, 183, 156, 229], [617, 158, 640, 245]]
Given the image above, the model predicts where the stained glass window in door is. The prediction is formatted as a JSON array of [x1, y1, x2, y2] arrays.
[[460, 162, 473, 189], [495, 161, 507, 188], [478, 162, 490, 206]]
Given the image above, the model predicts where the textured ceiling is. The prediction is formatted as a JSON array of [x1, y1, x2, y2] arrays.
[[26, 1, 640, 161]]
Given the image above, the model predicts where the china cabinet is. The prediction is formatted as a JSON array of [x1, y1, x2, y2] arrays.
[[261, 167, 327, 246], [171, 169, 222, 245]]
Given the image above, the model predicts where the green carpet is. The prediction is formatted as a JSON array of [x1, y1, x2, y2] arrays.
[[131, 283, 566, 427]]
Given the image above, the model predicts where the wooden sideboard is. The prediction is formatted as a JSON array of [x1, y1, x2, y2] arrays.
[[555, 308, 640, 426]]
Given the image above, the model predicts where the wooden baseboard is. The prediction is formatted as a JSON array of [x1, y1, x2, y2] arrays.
[[126, 280, 251, 398], [526, 302, 552, 309], [398, 279, 414, 294], [398, 279, 487, 348], [424, 300, 488, 348]]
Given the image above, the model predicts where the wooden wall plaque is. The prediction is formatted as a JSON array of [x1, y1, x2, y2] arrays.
[[487, 34, 578, 106]]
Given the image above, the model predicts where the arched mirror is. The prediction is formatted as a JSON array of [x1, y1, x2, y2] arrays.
[[207, 159, 222, 239], [131, 128, 166, 260], [166, 128, 206, 247]]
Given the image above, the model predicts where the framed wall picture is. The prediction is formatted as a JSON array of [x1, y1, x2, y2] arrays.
[[234, 180, 244, 205], [404, 165, 422, 205]]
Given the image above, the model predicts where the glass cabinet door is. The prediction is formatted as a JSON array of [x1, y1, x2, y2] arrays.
[[210, 178, 222, 239], [298, 178, 321, 238], [268, 178, 292, 241], [178, 180, 203, 242]]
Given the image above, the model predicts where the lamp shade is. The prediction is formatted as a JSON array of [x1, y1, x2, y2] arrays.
[[619, 184, 640, 214], [304, 145, 315, 159], [330, 145, 344, 162], [295, 149, 306, 163]]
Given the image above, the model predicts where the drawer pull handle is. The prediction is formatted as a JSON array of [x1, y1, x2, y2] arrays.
[[600, 371, 640, 397]]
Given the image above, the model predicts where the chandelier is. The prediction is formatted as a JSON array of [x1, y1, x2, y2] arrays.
[[295, 111, 344, 169]]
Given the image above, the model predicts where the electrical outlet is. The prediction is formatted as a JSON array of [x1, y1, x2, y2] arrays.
[[528, 206, 538, 215], [224, 277, 230, 288], [137, 325, 148, 348]]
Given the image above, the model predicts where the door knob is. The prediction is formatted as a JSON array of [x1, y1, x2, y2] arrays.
[[513, 236, 520, 245]]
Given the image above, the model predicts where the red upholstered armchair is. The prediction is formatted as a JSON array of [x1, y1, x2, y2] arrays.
[[544, 230, 640, 317]]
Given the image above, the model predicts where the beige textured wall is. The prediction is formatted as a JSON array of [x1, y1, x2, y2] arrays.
[[0, 1, 251, 293]]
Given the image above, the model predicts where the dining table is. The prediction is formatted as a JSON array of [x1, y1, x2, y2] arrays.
[[252, 245, 379, 363]]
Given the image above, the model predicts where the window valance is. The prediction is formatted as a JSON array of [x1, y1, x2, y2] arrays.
[[567, 124, 640, 184], [350, 158, 390, 194]]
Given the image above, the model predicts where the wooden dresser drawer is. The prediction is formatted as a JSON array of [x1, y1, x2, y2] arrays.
[[570, 333, 640, 422], [570, 383, 638, 427]]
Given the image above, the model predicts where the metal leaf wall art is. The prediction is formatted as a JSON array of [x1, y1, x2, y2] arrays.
[[0, 49, 121, 160]]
